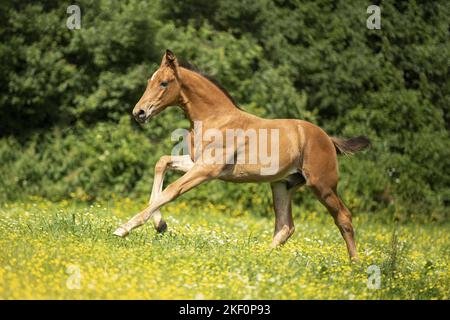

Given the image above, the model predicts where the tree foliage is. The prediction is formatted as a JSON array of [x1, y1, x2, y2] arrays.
[[0, 0, 448, 219]]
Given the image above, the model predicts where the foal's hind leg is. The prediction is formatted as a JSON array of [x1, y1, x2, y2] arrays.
[[301, 129, 358, 261], [270, 182, 295, 248], [309, 181, 358, 261]]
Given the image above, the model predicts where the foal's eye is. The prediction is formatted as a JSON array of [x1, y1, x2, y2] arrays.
[[160, 81, 168, 88]]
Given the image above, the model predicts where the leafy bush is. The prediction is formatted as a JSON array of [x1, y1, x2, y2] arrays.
[[0, 116, 157, 201], [0, 0, 448, 220]]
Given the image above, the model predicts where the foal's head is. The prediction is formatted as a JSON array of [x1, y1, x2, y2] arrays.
[[133, 50, 182, 123]]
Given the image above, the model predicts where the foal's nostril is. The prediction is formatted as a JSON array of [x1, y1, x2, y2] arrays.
[[136, 109, 146, 121]]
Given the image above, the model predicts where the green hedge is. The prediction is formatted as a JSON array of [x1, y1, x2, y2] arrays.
[[0, 0, 448, 220]]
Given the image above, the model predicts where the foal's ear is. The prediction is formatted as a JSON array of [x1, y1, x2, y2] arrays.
[[162, 49, 179, 69], [165, 49, 176, 62]]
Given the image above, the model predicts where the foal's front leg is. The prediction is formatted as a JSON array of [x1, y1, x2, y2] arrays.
[[148, 155, 194, 233], [113, 164, 214, 237]]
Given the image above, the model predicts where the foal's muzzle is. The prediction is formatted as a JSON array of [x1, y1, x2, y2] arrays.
[[133, 104, 157, 123]]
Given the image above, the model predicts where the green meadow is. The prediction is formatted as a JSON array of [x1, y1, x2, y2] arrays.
[[1, 198, 448, 299]]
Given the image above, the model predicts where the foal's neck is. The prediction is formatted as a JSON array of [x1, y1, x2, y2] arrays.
[[178, 68, 240, 127]]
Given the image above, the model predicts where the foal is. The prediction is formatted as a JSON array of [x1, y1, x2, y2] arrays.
[[114, 50, 370, 261]]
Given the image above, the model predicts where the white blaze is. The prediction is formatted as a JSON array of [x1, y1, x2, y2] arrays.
[[150, 70, 159, 81]]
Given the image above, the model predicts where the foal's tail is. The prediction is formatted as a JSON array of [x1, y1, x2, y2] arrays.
[[331, 136, 371, 155]]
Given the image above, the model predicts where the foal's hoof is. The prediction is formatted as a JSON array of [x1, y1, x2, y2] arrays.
[[270, 241, 283, 249], [350, 256, 360, 264], [113, 226, 129, 237], [156, 220, 167, 234]]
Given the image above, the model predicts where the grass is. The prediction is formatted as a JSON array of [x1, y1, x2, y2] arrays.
[[0, 197, 448, 299]]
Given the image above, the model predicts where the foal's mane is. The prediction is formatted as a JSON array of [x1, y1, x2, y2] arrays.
[[180, 61, 241, 109]]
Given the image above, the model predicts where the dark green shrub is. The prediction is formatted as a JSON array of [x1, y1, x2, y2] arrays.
[[0, 0, 448, 220]]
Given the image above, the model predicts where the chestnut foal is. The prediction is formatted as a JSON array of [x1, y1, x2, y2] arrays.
[[113, 50, 370, 261]]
